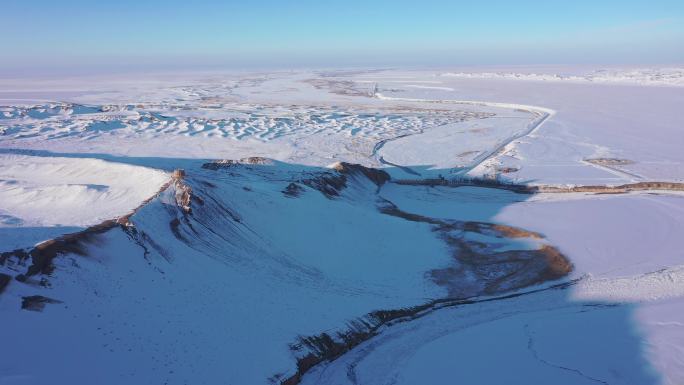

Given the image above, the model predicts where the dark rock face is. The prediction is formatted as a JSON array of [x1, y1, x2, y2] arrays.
[[280, 195, 573, 385], [175, 180, 193, 214], [0, 273, 11, 294], [330, 162, 391, 187], [201, 157, 274, 170], [298, 162, 391, 199], [0, 157, 579, 385], [21, 295, 62, 312], [283, 183, 305, 198], [299, 172, 348, 198]]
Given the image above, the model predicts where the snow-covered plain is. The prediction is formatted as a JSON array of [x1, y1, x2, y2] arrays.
[[440, 67, 684, 87], [357, 68, 684, 183], [1, 67, 683, 385]]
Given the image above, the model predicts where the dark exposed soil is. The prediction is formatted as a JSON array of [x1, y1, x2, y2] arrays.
[[496, 166, 520, 174], [302, 79, 373, 97], [394, 177, 684, 194], [21, 295, 62, 312], [283, 182, 305, 198], [280, 279, 579, 385], [175, 179, 193, 214], [299, 162, 391, 198], [1, 174, 175, 293], [280, 186, 573, 385], [0, 159, 586, 385], [300, 172, 347, 198], [17, 219, 117, 280], [379, 199, 571, 296], [585, 158, 634, 166], [0, 249, 30, 266], [537, 181, 684, 194], [0, 273, 11, 294], [201, 157, 273, 170], [330, 162, 391, 187]]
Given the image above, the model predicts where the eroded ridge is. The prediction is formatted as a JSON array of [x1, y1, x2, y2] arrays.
[[273, 163, 572, 385], [1, 159, 573, 384], [394, 177, 684, 194], [0, 171, 182, 296]]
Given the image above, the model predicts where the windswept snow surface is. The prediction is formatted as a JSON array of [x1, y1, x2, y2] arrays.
[[1, 67, 683, 385], [0, 153, 168, 250]]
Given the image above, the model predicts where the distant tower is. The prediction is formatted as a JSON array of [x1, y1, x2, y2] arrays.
[[369, 83, 379, 97]]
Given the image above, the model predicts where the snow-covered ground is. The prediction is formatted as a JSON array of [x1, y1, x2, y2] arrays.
[[353, 68, 684, 184], [440, 67, 684, 87], [0, 153, 169, 250], [1, 67, 683, 385]]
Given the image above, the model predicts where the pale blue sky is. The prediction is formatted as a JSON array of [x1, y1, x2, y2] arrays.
[[2, 0, 683, 74]]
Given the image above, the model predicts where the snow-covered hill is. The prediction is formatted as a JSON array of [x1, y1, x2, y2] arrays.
[[0, 157, 570, 384]]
